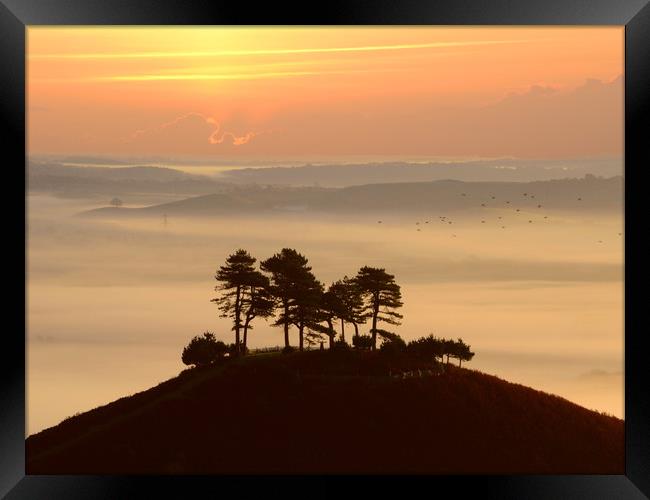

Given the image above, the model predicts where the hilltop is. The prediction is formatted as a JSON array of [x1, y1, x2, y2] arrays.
[[26, 350, 623, 474]]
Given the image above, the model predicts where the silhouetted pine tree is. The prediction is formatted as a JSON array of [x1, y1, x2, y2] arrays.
[[212, 249, 268, 355], [453, 338, 475, 367], [240, 273, 275, 351], [290, 270, 324, 351], [355, 266, 404, 350], [261, 248, 316, 350], [312, 288, 342, 349], [328, 276, 365, 343]]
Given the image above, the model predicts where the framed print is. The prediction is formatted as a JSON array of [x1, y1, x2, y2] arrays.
[[2, 0, 649, 498]]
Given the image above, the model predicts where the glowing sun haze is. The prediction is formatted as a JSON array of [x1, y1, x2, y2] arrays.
[[28, 27, 623, 159]]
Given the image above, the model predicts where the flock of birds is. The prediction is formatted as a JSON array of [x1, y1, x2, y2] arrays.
[[376, 191, 622, 244]]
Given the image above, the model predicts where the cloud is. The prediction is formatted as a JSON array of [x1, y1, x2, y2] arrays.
[[31, 39, 532, 60], [239, 75, 623, 158], [210, 130, 257, 146], [38, 75, 621, 158], [466, 75, 624, 157], [94, 70, 331, 83], [576, 369, 623, 380], [125, 112, 260, 152]]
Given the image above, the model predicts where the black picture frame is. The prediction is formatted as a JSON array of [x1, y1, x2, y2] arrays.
[[3, 1, 648, 498]]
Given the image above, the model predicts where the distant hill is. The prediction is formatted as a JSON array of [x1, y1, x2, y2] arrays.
[[27, 161, 226, 201], [82, 175, 623, 217], [26, 350, 623, 474], [220, 158, 623, 186]]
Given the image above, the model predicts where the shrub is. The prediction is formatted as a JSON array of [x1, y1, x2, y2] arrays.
[[378, 331, 406, 354], [226, 343, 248, 357], [332, 339, 351, 350], [282, 346, 296, 354], [352, 334, 373, 350], [181, 332, 228, 367]]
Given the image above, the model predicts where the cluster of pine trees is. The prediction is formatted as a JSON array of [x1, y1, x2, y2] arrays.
[[210, 248, 404, 354], [181, 248, 474, 368]]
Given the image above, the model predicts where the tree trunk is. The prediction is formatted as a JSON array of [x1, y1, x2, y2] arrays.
[[371, 294, 379, 351], [242, 320, 249, 354], [458, 359, 462, 368], [283, 302, 290, 348], [234, 285, 241, 355], [327, 319, 334, 349], [340, 318, 345, 342], [299, 324, 304, 351], [353, 322, 359, 338]]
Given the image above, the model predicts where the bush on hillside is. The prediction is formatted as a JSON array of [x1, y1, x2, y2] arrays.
[[181, 332, 228, 367], [379, 332, 407, 355], [332, 339, 351, 350]]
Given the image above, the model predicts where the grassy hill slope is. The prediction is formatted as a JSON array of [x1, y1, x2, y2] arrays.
[[26, 350, 623, 474]]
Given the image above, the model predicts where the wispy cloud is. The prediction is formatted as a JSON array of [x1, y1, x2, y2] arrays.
[[210, 130, 257, 146], [126, 112, 260, 148], [96, 70, 336, 82], [34, 69, 380, 83], [30, 39, 533, 60], [127, 112, 209, 141]]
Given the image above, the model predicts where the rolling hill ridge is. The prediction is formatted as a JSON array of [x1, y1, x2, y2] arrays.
[[81, 175, 623, 217]]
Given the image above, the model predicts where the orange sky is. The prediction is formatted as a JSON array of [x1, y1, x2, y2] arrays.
[[27, 27, 623, 159]]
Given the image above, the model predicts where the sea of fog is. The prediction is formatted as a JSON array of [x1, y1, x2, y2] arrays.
[[27, 194, 624, 435]]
